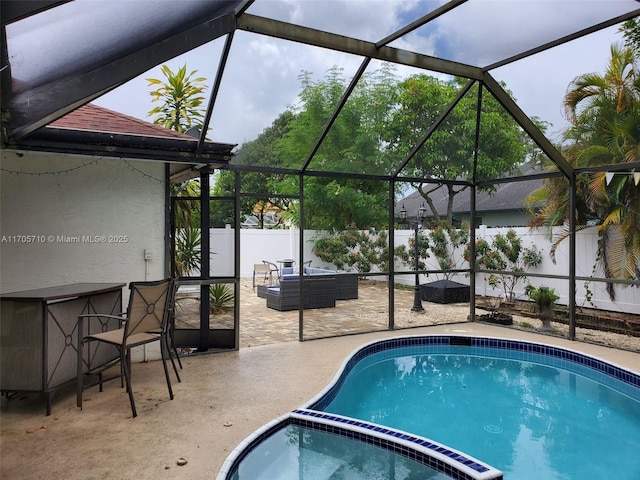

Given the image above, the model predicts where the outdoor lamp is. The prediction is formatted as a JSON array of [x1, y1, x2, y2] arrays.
[[412, 203, 426, 312]]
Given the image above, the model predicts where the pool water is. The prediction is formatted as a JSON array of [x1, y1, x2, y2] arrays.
[[229, 424, 450, 479], [323, 346, 640, 479]]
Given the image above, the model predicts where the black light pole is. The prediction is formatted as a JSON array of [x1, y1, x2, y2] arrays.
[[399, 204, 426, 312]]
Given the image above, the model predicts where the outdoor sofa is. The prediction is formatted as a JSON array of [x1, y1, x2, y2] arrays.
[[303, 267, 358, 300], [257, 267, 359, 302], [265, 275, 336, 311]]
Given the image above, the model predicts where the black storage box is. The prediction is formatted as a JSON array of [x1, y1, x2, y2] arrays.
[[420, 280, 470, 304]]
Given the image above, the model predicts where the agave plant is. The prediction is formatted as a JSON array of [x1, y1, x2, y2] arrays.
[[209, 284, 234, 314]]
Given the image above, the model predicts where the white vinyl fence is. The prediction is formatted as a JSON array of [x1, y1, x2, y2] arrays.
[[206, 226, 639, 315]]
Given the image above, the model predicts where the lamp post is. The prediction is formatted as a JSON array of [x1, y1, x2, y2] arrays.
[[399, 203, 426, 312]]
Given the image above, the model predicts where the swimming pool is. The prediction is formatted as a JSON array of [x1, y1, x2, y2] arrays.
[[218, 336, 640, 479]]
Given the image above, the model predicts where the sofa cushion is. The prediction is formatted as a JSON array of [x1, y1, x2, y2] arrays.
[[304, 267, 336, 275]]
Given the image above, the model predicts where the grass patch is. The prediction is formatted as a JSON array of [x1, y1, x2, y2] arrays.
[[517, 321, 535, 329]]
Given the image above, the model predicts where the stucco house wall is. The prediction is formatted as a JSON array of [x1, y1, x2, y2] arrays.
[[0, 151, 166, 295]]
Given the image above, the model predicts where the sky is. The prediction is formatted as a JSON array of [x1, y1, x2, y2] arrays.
[[89, 0, 634, 148]]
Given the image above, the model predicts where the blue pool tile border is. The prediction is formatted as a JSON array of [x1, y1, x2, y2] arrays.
[[291, 409, 502, 480], [218, 410, 503, 480], [217, 416, 287, 480], [307, 335, 640, 410]]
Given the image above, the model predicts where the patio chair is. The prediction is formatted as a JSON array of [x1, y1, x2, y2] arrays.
[[152, 278, 182, 379], [254, 260, 279, 289], [76, 278, 175, 418], [253, 262, 273, 290]]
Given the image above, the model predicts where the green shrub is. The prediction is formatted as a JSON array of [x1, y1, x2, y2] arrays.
[[312, 225, 390, 273], [466, 229, 543, 301]]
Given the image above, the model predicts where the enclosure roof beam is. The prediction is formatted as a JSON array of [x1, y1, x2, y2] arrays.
[[484, 10, 640, 72], [300, 57, 372, 173], [391, 80, 476, 179], [237, 13, 483, 80], [198, 31, 235, 153], [0, 0, 71, 25], [375, 0, 468, 48]]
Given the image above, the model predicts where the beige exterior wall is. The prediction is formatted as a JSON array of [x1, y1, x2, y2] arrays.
[[0, 150, 166, 294]]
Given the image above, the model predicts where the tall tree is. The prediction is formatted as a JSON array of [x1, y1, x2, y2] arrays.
[[383, 75, 529, 222], [147, 64, 209, 228], [620, 18, 640, 53], [221, 65, 399, 230], [213, 111, 296, 228], [526, 43, 640, 297], [147, 64, 207, 133], [276, 66, 399, 229]]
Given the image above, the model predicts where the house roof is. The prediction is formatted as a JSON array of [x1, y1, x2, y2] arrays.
[[11, 103, 237, 183], [397, 163, 544, 221], [49, 103, 196, 139], [46, 103, 221, 183]]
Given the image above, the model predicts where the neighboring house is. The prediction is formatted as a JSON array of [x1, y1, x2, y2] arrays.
[[396, 163, 544, 227], [242, 212, 279, 229], [242, 200, 283, 229]]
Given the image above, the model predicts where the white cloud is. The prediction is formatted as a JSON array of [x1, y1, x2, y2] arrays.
[[92, 0, 631, 147], [492, 27, 623, 141]]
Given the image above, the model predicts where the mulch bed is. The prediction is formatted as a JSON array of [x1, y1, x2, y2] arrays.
[[478, 297, 640, 337]]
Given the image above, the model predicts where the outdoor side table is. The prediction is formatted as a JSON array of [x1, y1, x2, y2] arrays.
[[0, 283, 124, 415]]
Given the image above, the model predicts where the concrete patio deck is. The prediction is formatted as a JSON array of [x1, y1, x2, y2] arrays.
[[2, 282, 639, 480]]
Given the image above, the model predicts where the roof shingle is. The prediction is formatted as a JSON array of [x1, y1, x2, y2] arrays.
[[49, 103, 197, 140]]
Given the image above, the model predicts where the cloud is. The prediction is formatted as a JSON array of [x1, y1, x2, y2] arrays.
[[492, 26, 623, 141], [93, 0, 630, 147], [425, 0, 631, 67]]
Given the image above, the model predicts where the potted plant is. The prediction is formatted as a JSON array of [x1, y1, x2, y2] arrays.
[[524, 284, 559, 331], [478, 296, 513, 325]]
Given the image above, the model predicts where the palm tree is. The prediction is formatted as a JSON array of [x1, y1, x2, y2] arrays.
[[172, 179, 201, 229], [148, 65, 208, 277], [526, 43, 640, 298], [147, 64, 207, 133]]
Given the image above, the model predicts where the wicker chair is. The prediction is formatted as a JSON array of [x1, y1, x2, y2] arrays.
[[302, 267, 359, 300]]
